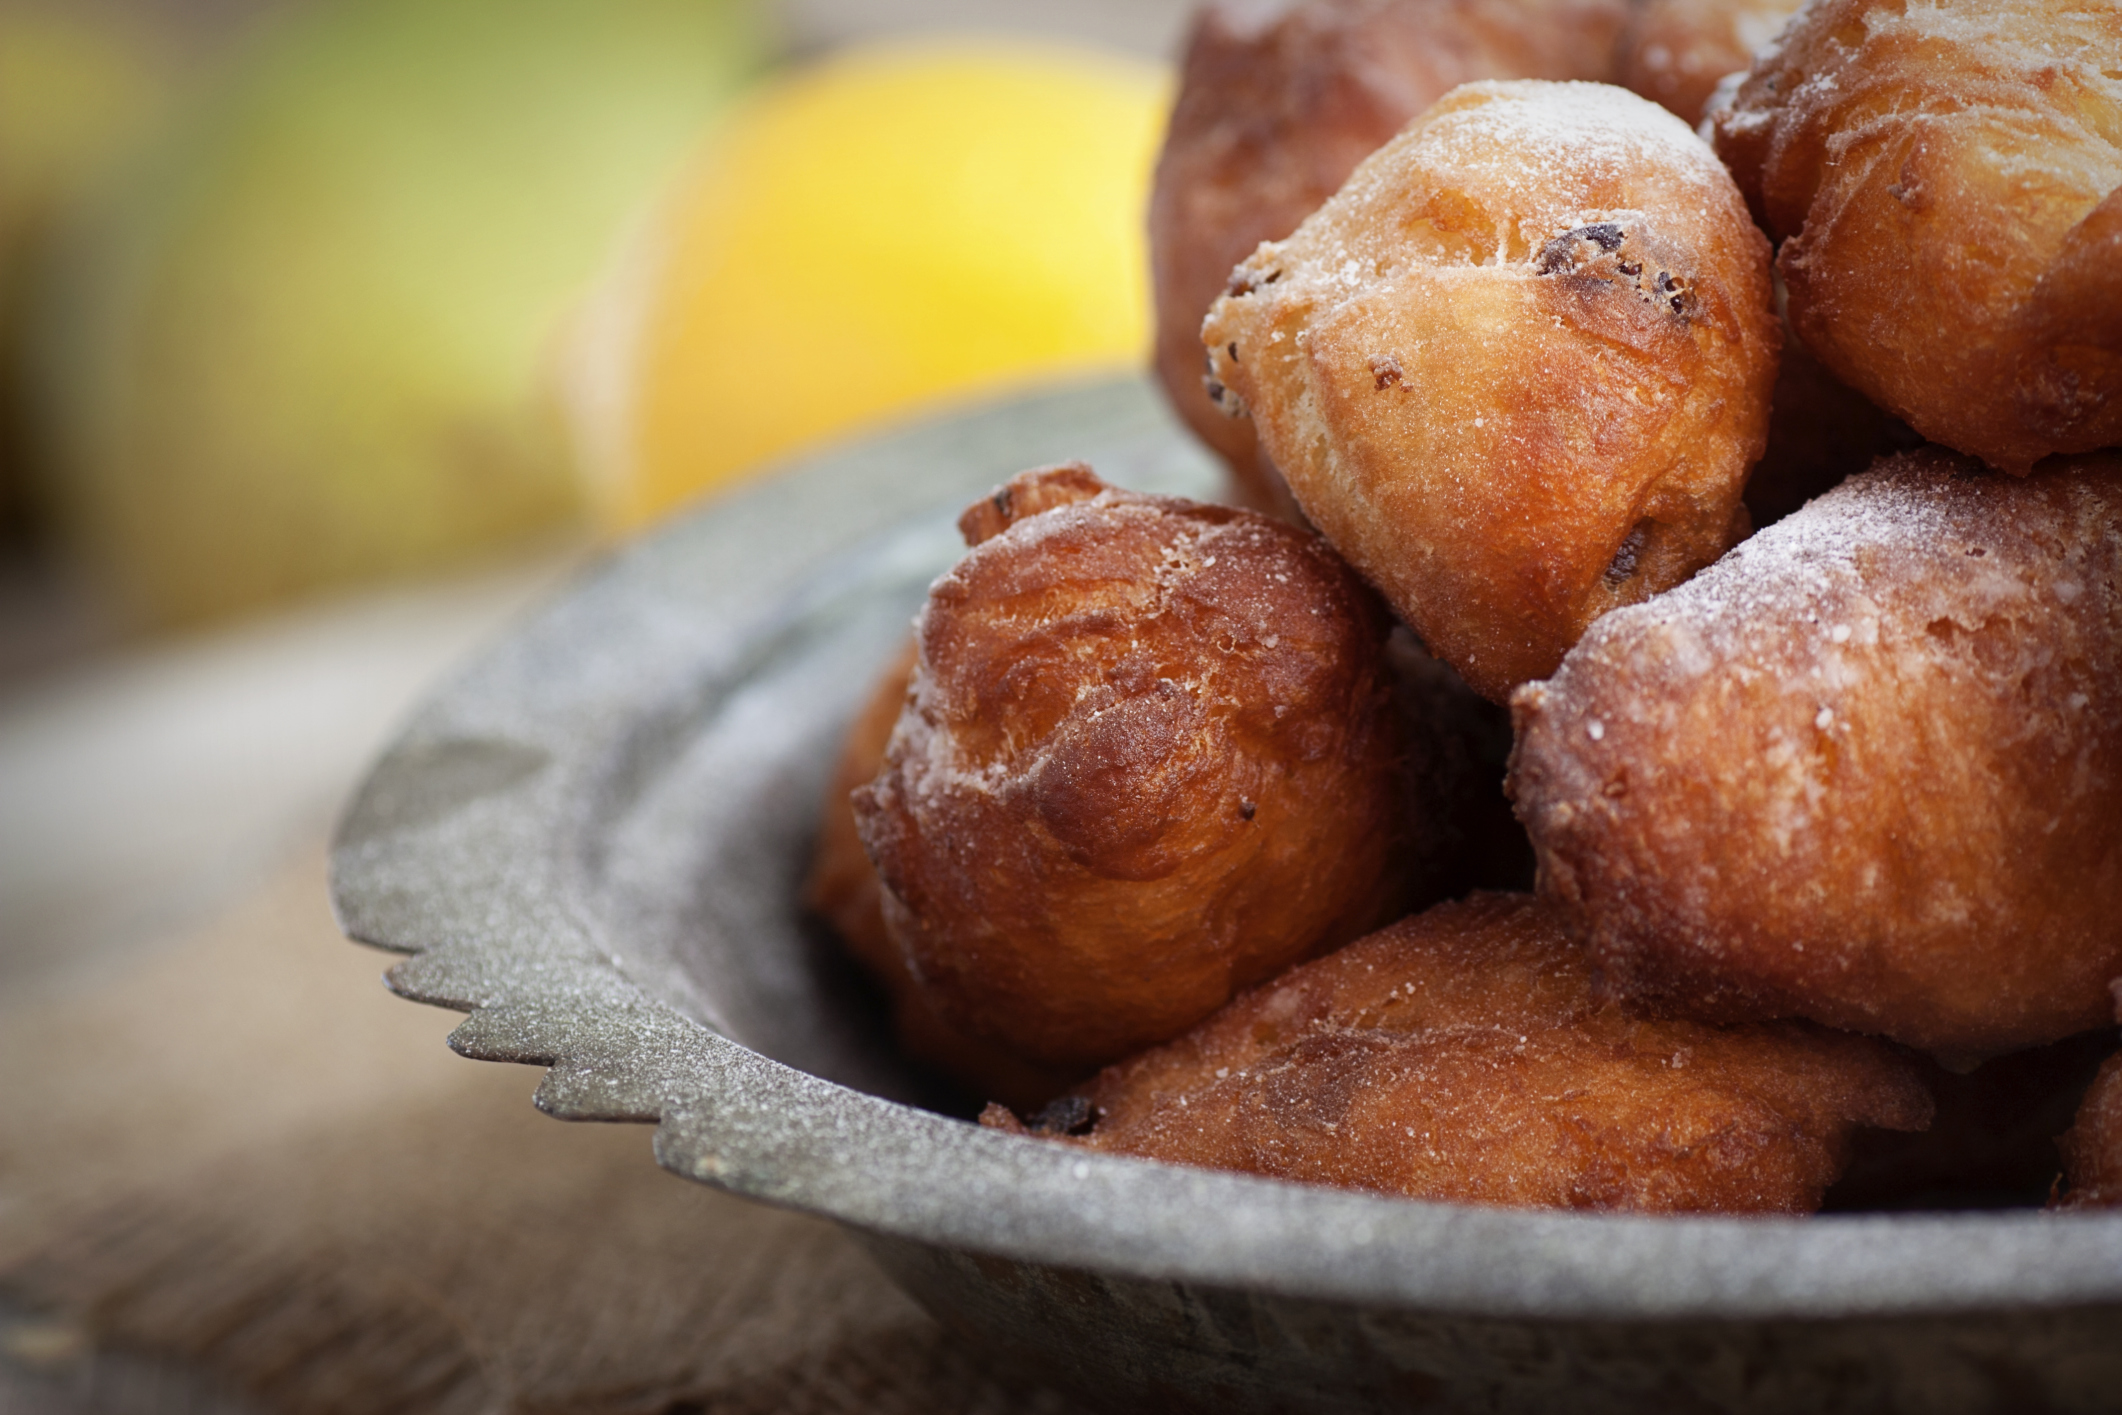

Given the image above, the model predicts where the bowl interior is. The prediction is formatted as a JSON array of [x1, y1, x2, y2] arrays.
[[569, 512, 953, 1106], [332, 376, 2122, 1332]]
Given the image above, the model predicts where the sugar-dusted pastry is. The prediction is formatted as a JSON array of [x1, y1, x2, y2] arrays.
[[992, 893, 1930, 1213], [1511, 448, 2122, 1059], [855, 463, 1414, 1070], [1710, 0, 2122, 474], [1615, 0, 1801, 126], [1150, 0, 1635, 517], [1203, 80, 1779, 702]]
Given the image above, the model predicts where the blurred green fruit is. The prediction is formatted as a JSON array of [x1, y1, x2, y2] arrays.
[[0, 1, 171, 541], [34, 0, 767, 625]]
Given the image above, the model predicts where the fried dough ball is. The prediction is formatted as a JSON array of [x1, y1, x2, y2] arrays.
[[1615, 0, 1801, 127], [1826, 1031, 2113, 1211], [806, 644, 1081, 1110], [1709, 0, 2122, 475], [1150, 0, 1636, 518], [989, 893, 1930, 1213], [854, 463, 1412, 1070], [2056, 1037, 2122, 1210], [1203, 80, 1779, 702], [1511, 448, 2122, 1059]]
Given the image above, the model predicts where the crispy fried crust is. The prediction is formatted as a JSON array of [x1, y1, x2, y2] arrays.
[[854, 464, 1413, 1069], [1615, 0, 1802, 127], [1511, 448, 2122, 1058], [2056, 1040, 2122, 1210], [804, 644, 1081, 1109], [1017, 893, 1929, 1213], [1708, 0, 2122, 475], [1150, 0, 1634, 516], [1203, 80, 1779, 702]]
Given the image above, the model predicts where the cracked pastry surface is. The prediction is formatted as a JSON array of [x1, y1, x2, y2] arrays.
[[997, 893, 1930, 1213], [1709, 0, 2122, 475], [1510, 448, 2122, 1058], [1202, 79, 1778, 702], [854, 463, 1413, 1070]]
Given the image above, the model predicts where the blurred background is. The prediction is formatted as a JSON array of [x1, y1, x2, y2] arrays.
[[0, 0, 1189, 996], [0, 4, 1185, 1410]]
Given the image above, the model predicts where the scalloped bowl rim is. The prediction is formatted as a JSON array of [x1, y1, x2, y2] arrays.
[[328, 376, 2122, 1330]]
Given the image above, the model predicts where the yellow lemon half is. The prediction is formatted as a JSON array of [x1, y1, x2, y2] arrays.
[[569, 40, 1171, 532]]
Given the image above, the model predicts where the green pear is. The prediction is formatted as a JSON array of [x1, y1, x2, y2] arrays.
[[0, 2, 170, 541], [32, 0, 767, 625]]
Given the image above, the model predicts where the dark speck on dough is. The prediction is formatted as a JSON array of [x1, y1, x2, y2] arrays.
[[1536, 222, 1626, 273], [1605, 521, 1650, 586], [1030, 1094, 1098, 1136]]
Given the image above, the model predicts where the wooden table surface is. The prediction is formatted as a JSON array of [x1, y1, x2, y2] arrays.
[[0, 559, 1093, 1414], [0, 5, 1196, 1406]]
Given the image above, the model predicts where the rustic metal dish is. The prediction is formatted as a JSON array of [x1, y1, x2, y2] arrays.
[[332, 376, 2122, 1415]]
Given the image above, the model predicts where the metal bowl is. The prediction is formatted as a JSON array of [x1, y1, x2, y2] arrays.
[[331, 376, 2122, 1414]]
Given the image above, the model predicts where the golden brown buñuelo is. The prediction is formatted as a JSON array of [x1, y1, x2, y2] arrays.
[[805, 642, 1084, 1110], [1709, 0, 2122, 475], [1614, 0, 1803, 127], [1203, 79, 1779, 703], [1150, 0, 1636, 517], [1511, 447, 2122, 1060], [855, 464, 1416, 1071], [1000, 892, 1929, 1213]]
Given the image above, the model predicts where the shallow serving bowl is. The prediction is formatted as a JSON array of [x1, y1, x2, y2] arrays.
[[331, 376, 2122, 1415]]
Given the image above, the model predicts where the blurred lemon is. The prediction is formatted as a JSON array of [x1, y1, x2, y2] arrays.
[[567, 41, 1170, 532], [34, 0, 767, 628]]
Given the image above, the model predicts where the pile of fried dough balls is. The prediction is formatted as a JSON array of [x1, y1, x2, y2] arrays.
[[808, 0, 2122, 1215]]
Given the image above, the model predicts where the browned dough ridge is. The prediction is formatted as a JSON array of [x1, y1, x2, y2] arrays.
[[1003, 893, 1929, 1213]]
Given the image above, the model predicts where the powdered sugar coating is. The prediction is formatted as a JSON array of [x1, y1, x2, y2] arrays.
[[1510, 448, 2122, 1057], [854, 465, 1413, 1070], [1035, 892, 1930, 1213], [1148, 0, 1635, 515], [1204, 78, 1778, 702], [1710, 0, 2122, 474], [1331, 79, 1728, 223]]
